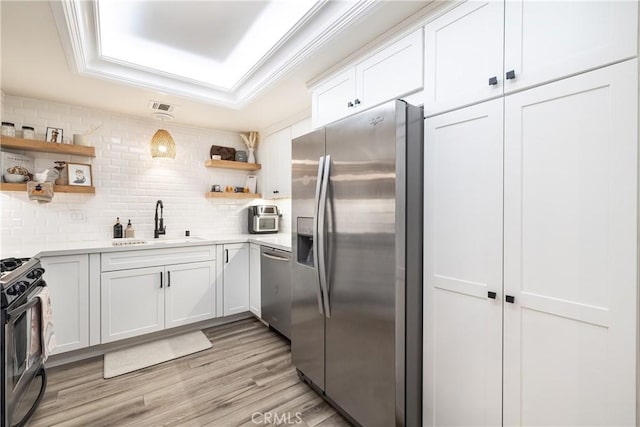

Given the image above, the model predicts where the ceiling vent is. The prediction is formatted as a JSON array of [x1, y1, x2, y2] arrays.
[[148, 101, 176, 113]]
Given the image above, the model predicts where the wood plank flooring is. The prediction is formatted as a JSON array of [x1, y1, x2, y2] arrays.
[[28, 318, 350, 427]]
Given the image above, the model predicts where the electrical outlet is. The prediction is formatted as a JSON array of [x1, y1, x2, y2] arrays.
[[69, 209, 87, 223]]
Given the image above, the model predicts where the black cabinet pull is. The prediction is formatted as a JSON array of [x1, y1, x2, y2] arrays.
[[488, 291, 497, 299], [354, 98, 361, 105], [273, 190, 279, 194], [506, 70, 516, 80], [506, 295, 516, 304], [347, 101, 354, 108], [488, 76, 498, 86], [160, 271, 163, 288], [225, 249, 229, 263], [167, 271, 171, 287]]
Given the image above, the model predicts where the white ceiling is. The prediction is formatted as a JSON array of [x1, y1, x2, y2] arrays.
[[1, 1, 430, 132]]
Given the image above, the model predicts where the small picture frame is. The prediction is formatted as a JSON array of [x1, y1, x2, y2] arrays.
[[67, 163, 92, 187], [45, 127, 64, 143]]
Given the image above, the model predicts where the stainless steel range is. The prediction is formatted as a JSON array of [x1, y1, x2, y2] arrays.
[[1, 257, 48, 427]]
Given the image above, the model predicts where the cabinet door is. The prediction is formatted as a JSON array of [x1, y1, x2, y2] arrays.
[[356, 28, 423, 110], [504, 1, 637, 94], [249, 244, 261, 317], [101, 267, 165, 343], [165, 261, 216, 328], [223, 243, 250, 316], [312, 67, 356, 128], [40, 255, 89, 355], [423, 99, 503, 426], [424, 1, 504, 116], [262, 127, 292, 199], [503, 60, 637, 426]]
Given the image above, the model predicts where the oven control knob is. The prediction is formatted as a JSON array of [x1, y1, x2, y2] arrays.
[[27, 268, 44, 279], [7, 281, 28, 296]]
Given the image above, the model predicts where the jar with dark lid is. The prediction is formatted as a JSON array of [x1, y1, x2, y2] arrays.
[[22, 126, 35, 139], [1, 122, 16, 137]]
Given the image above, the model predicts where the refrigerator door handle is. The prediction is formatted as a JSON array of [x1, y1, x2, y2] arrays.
[[312, 156, 325, 315], [318, 154, 331, 318]]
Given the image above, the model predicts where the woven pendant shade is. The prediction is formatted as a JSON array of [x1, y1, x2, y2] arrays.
[[151, 129, 176, 159]]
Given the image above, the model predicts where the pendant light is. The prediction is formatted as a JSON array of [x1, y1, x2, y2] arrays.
[[150, 113, 176, 159]]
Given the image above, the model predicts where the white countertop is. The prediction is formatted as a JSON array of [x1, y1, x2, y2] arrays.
[[3, 233, 291, 259]]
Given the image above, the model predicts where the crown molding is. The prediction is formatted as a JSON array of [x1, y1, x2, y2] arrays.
[[49, 0, 381, 109]]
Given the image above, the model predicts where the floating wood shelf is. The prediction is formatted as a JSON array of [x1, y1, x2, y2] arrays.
[[0, 183, 96, 194], [0, 136, 96, 157], [205, 192, 262, 199], [205, 159, 261, 171]]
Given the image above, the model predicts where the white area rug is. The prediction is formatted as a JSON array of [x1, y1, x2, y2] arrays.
[[103, 330, 212, 379]]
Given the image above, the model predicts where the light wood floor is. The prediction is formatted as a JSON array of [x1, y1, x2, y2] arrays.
[[29, 318, 350, 427]]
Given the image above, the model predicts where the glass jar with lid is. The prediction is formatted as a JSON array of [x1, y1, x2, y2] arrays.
[[22, 126, 35, 139], [1, 122, 16, 137]]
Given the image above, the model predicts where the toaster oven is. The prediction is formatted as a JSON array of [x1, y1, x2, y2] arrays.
[[248, 205, 279, 234]]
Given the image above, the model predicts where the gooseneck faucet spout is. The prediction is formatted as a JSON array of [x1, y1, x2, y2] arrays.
[[154, 200, 166, 238]]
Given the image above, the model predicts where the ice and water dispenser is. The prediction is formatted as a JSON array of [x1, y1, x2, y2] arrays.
[[297, 217, 314, 267]]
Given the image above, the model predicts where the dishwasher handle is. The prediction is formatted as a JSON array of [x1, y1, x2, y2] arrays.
[[261, 252, 290, 262]]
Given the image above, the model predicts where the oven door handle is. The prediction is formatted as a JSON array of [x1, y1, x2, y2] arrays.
[[7, 295, 41, 321]]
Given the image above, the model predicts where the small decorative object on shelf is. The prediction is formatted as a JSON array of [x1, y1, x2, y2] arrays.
[[1, 122, 16, 137], [235, 150, 248, 162], [210, 145, 236, 161], [21, 126, 35, 139], [45, 127, 64, 143], [67, 163, 92, 187], [54, 161, 66, 185], [240, 131, 259, 163]]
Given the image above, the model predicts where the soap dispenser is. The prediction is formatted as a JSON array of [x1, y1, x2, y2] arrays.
[[113, 217, 123, 239], [125, 219, 135, 238]]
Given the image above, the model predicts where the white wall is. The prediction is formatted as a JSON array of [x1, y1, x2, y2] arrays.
[[0, 95, 291, 256]]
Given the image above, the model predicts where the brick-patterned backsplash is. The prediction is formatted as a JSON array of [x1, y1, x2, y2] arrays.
[[0, 95, 291, 255]]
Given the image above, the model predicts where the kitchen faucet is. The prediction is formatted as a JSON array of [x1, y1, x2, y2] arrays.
[[154, 200, 166, 238]]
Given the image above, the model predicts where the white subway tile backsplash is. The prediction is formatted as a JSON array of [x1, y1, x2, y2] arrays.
[[1, 95, 291, 256]]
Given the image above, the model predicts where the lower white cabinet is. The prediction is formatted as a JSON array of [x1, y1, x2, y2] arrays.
[[40, 254, 90, 355], [222, 243, 250, 316], [424, 60, 638, 426], [101, 267, 165, 343], [249, 243, 261, 317], [101, 247, 217, 344], [164, 262, 216, 328]]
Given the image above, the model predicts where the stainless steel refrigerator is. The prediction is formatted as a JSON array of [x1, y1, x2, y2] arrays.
[[291, 100, 423, 426]]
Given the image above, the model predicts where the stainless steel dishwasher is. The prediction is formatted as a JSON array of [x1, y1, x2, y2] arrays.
[[261, 246, 292, 339]]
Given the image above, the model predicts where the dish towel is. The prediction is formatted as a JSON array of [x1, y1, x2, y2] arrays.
[[35, 286, 56, 361], [27, 182, 54, 204]]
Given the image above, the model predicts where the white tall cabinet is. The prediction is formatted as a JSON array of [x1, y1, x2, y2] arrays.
[[424, 99, 504, 426], [423, 1, 638, 422], [502, 61, 637, 426], [39, 254, 90, 355]]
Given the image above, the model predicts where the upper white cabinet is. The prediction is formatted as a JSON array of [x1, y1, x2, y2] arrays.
[[222, 243, 250, 316], [503, 0, 637, 94], [424, 0, 638, 116], [40, 254, 90, 355], [260, 127, 292, 199], [312, 68, 357, 128], [424, 1, 504, 115], [249, 243, 262, 317], [312, 28, 424, 128]]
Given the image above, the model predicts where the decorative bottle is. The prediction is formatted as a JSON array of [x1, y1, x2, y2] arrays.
[[113, 217, 123, 239], [124, 219, 135, 238]]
